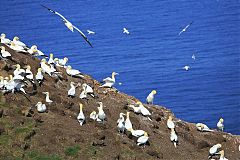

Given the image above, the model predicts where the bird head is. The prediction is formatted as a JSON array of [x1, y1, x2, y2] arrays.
[[13, 36, 19, 41], [54, 58, 59, 62], [168, 115, 173, 121], [120, 113, 126, 117], [127, 128, 133, 132], [152, 90, 157, 95], [41, 58, 47, 63], [4, 77, 9, 80], [9, 75, 13, 80], [37, 68, 42, 72], [219, 118, 224, 122], [67, 65, 72, 70], [218, 150, 224, 156], [136, 101, 142, 105], [0, 76, 3, 80], [26, 65, 31, 70], [0, 46, 5, 51], [64, 57, 68, 62], [16, 64, 21, 70], [90, 111, 96, 115], [144, 132, 148, 137], [42, 92, 49, 95], [1, 33, 6, 38], [10, 41, 16, 46], [217, 144, 222, 148], [50, 53, 53, 58]]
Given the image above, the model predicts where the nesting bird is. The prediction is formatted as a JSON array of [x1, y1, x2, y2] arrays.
[[82, 83, 94, 97], [48, 53, 55, 64], [25, 65, 34, 83], [170, 128, 178, 148], [146, 90, 157, 104], [0, 46, 11, 58], [68, 82, 76, 98], [219, 150, 228, 160], [129, 128, 145, 138], [101, 72, 119, 88], [137, 132, 149, 147], [167, 116, 175, 129], [196, 123, 214, 132], [66, 65, 84, 78], [117, 113, 126, 133], [42, 92, 53, 103], [90, 111, 97, 121], [77, 103, 85, 126], [35, 102, 47, 113], [96, 102, 106, 123], [208, 143, 222, 159], [125, 112, 133, 131], [35, 68, 44, 86], [12, 36, 27, 48], [0, 33, 11, 44], [217, 118, 224, 132]]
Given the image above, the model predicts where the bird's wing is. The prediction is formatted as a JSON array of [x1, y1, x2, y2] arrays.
[[103, 77, 114, 83], [73, 25, 93, 48], [41, 5, 69, 22]]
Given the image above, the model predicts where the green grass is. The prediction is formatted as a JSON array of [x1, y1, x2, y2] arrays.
[[64, 145, 80, 157], [26, 151, 62, 160], [0, 134, 11, 145]]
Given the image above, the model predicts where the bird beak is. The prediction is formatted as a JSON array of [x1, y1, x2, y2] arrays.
[[115, 72, 119, 75]]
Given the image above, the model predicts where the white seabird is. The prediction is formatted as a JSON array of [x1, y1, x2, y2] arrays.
[[25, 65, 34, 82], [77, 103, 85, 126], [42, 91, 53, 103], [68, 82, 76, 97], [170, 128, 178, 148], [196, 123, 214, 132], [137, 132, 149, 147], [123, 28, 130, 35], [90, 111, 97, 121], [178, 21, 193, 35], [13, 64, 25, 80], [128, 104, 141, 114], [208, 143, 222, 159], [96, 102, 106, 123], [40, 58, 53, 76], [137, 101, 151, 117], [101, 72, 119, 88], [87, 30, 95, 35], [35, 102, 47, 113], [27, 45, 38, 55], [10, 41, 27, 53], [117, 113, 126, 133], [183, 65, 190, 71], [12, 36, 27, 48], [79, 86, 87, 99], [146, 90, 157, 104], [0, 46, 11, 58], [167, 116, 175, 129], [82, 83, 94, 97], [125, 112, 133, 131], [5, 75, 26, 94], [66, 65, 84, 78], [192, 53, 196, 60], [219, 150, 228, 160], [41, 5, 93, 48], [0, 76, 5, 89], [35, 68, 44, 86], [217, 118, 224, 132], [48, 53, 55, 64], [58, 57, 68, 67], [0, 33, 11, 44], [129, 128, 145, 138]]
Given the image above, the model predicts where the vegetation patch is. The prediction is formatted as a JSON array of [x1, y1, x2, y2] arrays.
[[64, 145, 81, 157], [26, 150, 62, 160]]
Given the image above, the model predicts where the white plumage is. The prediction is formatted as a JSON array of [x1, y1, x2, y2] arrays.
[[77, 103, 85, 126]]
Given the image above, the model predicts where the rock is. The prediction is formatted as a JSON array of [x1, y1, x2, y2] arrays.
[[146, 150, 163, 159], [197, 140, 210, 149]]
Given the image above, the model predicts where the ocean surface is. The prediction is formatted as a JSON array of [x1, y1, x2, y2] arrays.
[[0, 0, 239, 134]]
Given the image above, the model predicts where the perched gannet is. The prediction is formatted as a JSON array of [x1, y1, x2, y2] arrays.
[[137, 101, 151, 116], [183, 65, 190, 71], [48, 53, 55, 64], [178, 21, 193, 35], [87, 30, 95, 35], [82, 83, 94, 97], [40, 58, 52, 76], [32, 45, 46, 57], [101, 72, 119, 88], [90, 111, 97, 121], [35, 102, 47, 113], [117, 113, 125, 133], [0, 33, 11, 44], [146, 90, 157, 104], [196, 123, 214, 132], [27, 45, 38, 55], [167, 116, 175, 129], [77, 103, 85, 126], [125, 112, 133, 131], [217, 118, 224, 132], [25, 65, 34, 82], [58, 57, 68, 67], [10, 41, 27, 53], [170, 128, 178, 148], [66, 65, 84, 78], [128, 104, 141, 114], [208, 144, 222, 159], [79, 86, 87, 99], [219, 150, 228, 160], [35, 68, 44, 86], [67, 82, 76, 97], [96, 102, 106, 123], [12, 36, 27, 48], [137, 132, 149, 146], [41, 5, 93, 48], [123, 28, 130, 35], [0, 46, 11, 58], [42, 92, 53, 103], [129, 128, 145, 138], [13, 64, 25, 80], [5, 75, 26, 94], [192, 53, 196, 60]]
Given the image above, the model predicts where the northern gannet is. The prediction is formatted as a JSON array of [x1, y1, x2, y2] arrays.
[[123, 28, 130, 35], [68, 82, 76, 97], [192, 54, 196, 60], [101, 72, 119, 88], [48, 53, 55, 64], [136, 101, 151, 117], [40, 58, 52, 76], [12, 36, 27, 48], [129, 128, 145, 138], [82, 83, 94, 97], [13, 64, 25, 80], [87, 30, 95, 35], [0, 46, 11, 58], [196, 123, 214, 132], [79, 86, 87, 99], [42, 92, 53, 103], [35, 102, 47, 113], [41, 5, 93, 48], [217, 118, 224, 132], [117, 113, 125, 133], [125, 112, 133, 131], [219, 150, 228, 160], [10, 41, 27, 53], [25, 65, 34, 82], [32, 45, 46, 57], [178, 21, 193, 35], [170, 128, 178, 148], [137, 132, 149, 146], [27, 45, 38, 55], [96, 102, 106, 123], [128, 104, 141, 114], [35, 68, 44, 86], [90, 111, 97, 121], [58, 57, 68, 67], [66, 65, 84, 78], [146, 90, 157, 104], [183, 65, 190, 71], [0, 33, 11, 44], [5, 75, 26, 94], [208, 143, 222, 159], [77, 103, 85, 126], [167, 116, 175, 129]]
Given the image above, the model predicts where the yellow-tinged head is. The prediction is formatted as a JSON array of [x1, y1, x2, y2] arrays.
[[64, 57, 68, 62], [54, 58, 59, 62], [1, 46, 5, 50], [152, 90, 157, 94], [170, 128, 175, 132], [38, 68, 42, 72], [127, 128, 133, 132], [219, 150, 224, 156], [10, 41, 15, 46], [126, 111, 130, 118], [26, 65, 31, 70], [9, 75, 13, 80], [41, 58, 46, 62], [16, 64, 21, 69], [136, 101, 143, 105], [0, 76, 3, 80], [144, 131, 148, 137], [4, 77, 9, 80], [67, 65, 72, 69], [168, 115, 173, 121], [13, 36, 19, 41], [219, 118, 224, 122], [1, 33, 6, 38], [50, 53, 53, 58]]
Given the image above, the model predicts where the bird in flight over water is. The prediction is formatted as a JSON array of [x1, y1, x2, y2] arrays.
[[41, 5, 93, 48], [123, 28, 130, 35], [87, 30, 95, 35], [178, 21, 193, 36]]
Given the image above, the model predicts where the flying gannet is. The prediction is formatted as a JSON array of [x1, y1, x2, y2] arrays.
[[0, 33, 11, 44], [0, 46, 11, 58], [41, 5, 93, 48], [125, 112, 133, 131], [96, 102, 106, 123], [217, 118, 224, 132], [137, 132, 149, 147], [87, 30, 95, 35], [129, 128, 145, 138], [123, 28, 130, 35], [192, 53, 196, 60], [117, 113, 125, 133], [77, 103, 85, 126], [42, 92, 53, 103], [35, 102, 47, 113], [167, 116, 175, 129], [170, 128, 178, 148], [146, 90, 157, 104], [196, 123, 214, 132], [35, 68, 44, 86], [66, 65, 84, 78], [68, 82, 76, 98], [183, 65, 190, 71], [101, 72, 119, 88], [208, 143, 222, 159], [178, 21, 193, 36], [219, 150, 228, 160]]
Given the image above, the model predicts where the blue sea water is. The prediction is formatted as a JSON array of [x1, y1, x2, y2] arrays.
[[0, 0, 239, 134]]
